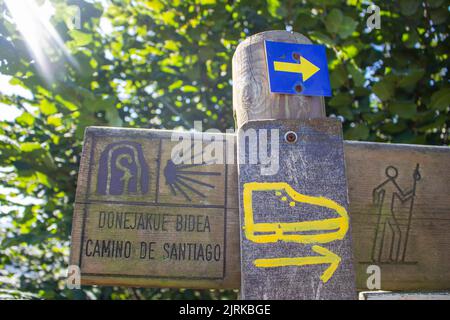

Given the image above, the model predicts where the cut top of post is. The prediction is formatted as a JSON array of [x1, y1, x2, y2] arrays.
[[232, 30, 326, 129]]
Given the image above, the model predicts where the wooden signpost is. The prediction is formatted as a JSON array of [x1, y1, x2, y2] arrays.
[[69, 30, 450, 298], [236, 120, 355, 299], [70, 127, 240, 289], [70, 130, 450, 291], [234, 31, 355, 299]]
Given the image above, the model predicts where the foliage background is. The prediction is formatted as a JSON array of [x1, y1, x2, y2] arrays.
[[0, 0, 448, 299]]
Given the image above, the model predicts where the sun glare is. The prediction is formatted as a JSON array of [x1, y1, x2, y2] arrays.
[[4, 0, 77, 82]]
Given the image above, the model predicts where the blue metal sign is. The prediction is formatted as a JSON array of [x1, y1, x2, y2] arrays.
[[265, 40, 331, 96]]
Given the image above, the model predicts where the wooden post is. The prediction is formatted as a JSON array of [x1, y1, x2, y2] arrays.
[[232, 30, 325, 128], [233, 31, 356, 299]]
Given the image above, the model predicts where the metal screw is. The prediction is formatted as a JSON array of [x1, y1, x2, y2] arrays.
[[284, 131, 298, 143], [294, 84, 303, 93]]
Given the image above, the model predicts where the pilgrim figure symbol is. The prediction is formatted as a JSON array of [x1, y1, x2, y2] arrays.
[[371, 164, 421, 263]]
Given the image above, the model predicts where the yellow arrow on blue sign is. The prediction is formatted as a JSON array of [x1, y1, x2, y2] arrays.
[[265, 40, 331, 96], [273, 57, 320, 81]]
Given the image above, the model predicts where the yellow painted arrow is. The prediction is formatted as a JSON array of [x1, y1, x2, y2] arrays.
[[274, 57, 320, 81], [253, 245, 341, 283]]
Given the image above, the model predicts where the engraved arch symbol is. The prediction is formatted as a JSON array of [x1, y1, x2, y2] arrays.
[[106, 144, 141, 195], [97, 141, 149, 196]]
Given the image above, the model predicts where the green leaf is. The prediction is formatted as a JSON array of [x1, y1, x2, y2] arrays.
[[347, 63, 365, 87], [199, 0, 216, 5], [417, 115, 446, 132], [294, 13, 317, 29], [398, 69, 425, 90], [20, 142, 41, 152], [429, 88, 450, 110], [330, 65, 348, 88], [428, 0, 445, 8], [9, 77, 23, 86], [381, 121, 407, 134], [181, 85, 198, 93], [146, 0, 164, 12], [105, 108, 123, 127], [329, 93, 353, 107], [168, 80, 183, 91], [336, 106, 354, 120], [345, 123, 369, 140], [362, 112, 386, 123], [338, 16, 357, 39], [393, 130, 426, 144], [55, 95, 78, 111], [342, 44, 359, 59], [430, 9, 449, 25], [308, 31, 335, 46], [47, 115, 63, 127], [39, 99, 58, 115], [164, 40, 180, 51], [35, 171, 51, 188], [389, 101, 417, 119], [324, 9, 343, 33], [373, 80, 395, 101], [16, 112, 35, 126], [399, 0, 421, 16], [161, 11, 177, 26], [267, 0, 287, 19], [68, 30, 93, 47], [91, 97, 115, 112], [402, 30, 420, 48]]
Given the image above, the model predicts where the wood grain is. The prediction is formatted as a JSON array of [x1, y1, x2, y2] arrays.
[[237, 119, 356, 299], [233, 30, 355, 299], [70, 128, 450, 291], [346, 141, 450, 291], [69, 127, 240, 289], [232, 30, 325, 129]]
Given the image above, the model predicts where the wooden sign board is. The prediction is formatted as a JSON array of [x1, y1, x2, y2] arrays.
[[70, 127, 240, 289], [70, 126, 450, 291], [237, 119, 355, 299], [346, 142, 450, 291]]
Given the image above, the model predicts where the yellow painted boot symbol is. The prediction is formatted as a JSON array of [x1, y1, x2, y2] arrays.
[[243, 182, 349, 283]]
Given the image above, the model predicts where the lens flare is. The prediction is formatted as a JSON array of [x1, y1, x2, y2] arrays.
[[4, 0, 78, 82]]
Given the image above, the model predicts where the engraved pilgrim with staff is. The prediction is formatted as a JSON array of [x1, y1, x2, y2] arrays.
[[372, 164, 421, 263]]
